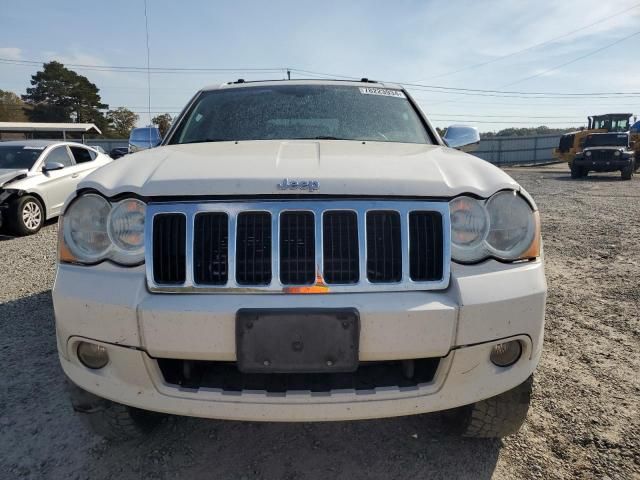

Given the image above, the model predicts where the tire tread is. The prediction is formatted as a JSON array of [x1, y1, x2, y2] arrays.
[[459, 375, 534, 438]]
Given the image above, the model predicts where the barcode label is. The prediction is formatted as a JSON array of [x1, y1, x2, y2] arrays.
[[359, 87, 406, 98]]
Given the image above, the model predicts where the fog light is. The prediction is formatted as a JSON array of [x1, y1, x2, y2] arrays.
[[490, 340, 522, 367], [77, 342, 109, 369]]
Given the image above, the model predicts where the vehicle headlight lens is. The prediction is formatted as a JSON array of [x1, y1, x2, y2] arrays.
[[585, 151, 592, 157], [62, 194, 111, 263], [485, 191, 537, 259], [449, 196, 489, 262], [449, 191, 540, 263], [108, 198, 146, 264], [614, 150, 621, 157], [60, 193, 146, 266]]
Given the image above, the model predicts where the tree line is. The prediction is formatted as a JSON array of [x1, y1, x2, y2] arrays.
[[436, 125, 581, 139], [0, 61, 173, 138]]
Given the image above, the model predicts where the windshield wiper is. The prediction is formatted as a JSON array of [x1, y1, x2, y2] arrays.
[[292, 136, 348, 140], [180, 138, 232, 144]]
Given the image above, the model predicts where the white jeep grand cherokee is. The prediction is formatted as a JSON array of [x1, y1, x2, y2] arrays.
[[53, 80, 546, 441]]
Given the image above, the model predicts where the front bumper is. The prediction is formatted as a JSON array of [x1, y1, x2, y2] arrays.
[[573, 157, 632, 171], [54, 259, 546, 421]]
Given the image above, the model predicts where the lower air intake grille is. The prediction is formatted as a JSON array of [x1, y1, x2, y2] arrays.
[[152, 214, 186, 284], [280, 211, 315, 285], [323, 211, 359, 284], [409, 211, 444, 281], [366, 211, 402, 283], [194, 212, 229, 285], [236, 212, 272, 285]]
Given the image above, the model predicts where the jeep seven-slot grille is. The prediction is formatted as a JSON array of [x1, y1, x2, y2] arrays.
[[280, 211, 315, 285], [236, 212, 272, 285], [194, 213, 228, 285], [152, 214, 186, 284], [323, 211, 359, 284], [148, 201, 449, 293], [366, 211, 402, 283], [409, 211, 444, 281]]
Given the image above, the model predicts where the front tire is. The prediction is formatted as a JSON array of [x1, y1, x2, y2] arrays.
[[8, 195, 44, 235], [570, 165, 586, 179], [67, 380, 164, 441], [445, 375, 533, 438], [81, 401, 164, 442], [622, 161, 634, 180]]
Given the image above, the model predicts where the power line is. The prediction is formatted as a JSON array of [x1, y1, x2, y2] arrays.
[[289, 69, 640, 98], [429, 119, 585, 125], [404, 87, 640, 99], [0, 102, 604, 122], [0, 58, 285, 74], [426, 113, 587, 119], [502, 28, 640, 87], [412, 2, 640, 81], [2, 58, 639, 97]]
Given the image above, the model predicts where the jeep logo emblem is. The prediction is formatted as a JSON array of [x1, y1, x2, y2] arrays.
[[277, 178, 320, 192]]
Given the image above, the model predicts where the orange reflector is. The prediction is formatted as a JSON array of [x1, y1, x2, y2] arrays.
[[283, 274, 330, 294]]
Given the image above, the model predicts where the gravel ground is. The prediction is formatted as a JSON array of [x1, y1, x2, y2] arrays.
[[1, 164, 639, 480]]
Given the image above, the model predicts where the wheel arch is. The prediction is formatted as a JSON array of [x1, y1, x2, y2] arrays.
[[20, 191, 48, 220]]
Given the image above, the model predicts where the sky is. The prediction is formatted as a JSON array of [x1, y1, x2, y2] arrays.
[[1, 0, 639, 132]]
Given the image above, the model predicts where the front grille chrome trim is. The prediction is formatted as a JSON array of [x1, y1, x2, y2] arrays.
[[145, 200, 451, 294]]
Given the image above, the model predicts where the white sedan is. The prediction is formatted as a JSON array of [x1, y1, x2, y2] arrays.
[[0, 140, 111, 235]]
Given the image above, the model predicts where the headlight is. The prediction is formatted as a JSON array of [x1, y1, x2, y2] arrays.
[[585, 151, 592, 157], [450, 190, 540, 263], [61, 194, 111, 263], [59, 193, 146, 266], [449, 196, 489, 262], [485, 191, 537, 259], [108, 198, 146, 264], [614, 150, 621, 157]]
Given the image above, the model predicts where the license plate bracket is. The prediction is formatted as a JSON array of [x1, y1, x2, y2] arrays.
[[236, 308, 360, 374]]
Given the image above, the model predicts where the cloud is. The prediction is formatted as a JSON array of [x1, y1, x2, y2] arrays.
[[0, 47, 22, 60], [400, 0, 640, 85]]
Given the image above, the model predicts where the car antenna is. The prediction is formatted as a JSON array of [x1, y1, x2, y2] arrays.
[[143, 0, 153, 147]]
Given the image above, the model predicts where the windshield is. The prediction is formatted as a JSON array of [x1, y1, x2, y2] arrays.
[[0, 146, 43, 170], [585, 134, 628, 147], [592, 117, 630, 132], [169, 85, 431, 145], [131, 128, 161, 142]]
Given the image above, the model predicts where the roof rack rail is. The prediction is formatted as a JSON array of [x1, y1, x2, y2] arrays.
[[221, 78, 385, 87]]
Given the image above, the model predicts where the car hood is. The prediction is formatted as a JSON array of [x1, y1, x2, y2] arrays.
[[80, 140, 520, 199], [0, 168, 29, 188]]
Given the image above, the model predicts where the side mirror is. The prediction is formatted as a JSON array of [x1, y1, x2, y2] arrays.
[[42, 162, 65, 172], [443, 125, 481, 152]]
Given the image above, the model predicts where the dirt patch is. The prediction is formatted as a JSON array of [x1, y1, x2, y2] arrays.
[[0, 165, 638, 479]]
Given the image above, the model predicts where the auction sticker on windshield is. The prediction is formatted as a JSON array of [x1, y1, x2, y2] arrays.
[[359, 87, 406, 98]]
